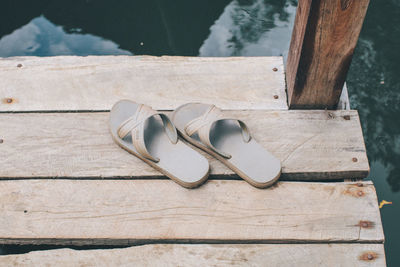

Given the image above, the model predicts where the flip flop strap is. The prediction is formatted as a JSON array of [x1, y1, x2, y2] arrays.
[[184, 105, 251, 158], [117, 104, 178, 162]]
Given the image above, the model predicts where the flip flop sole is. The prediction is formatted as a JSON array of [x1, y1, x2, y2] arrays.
[[171, 103, 281, 188], [110, 100, 210, 188]]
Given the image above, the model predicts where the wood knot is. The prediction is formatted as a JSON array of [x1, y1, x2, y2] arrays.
[[343, 115, 351, 120], [327, 112, 335, 119], [359, 251, 378, 261], [356, 220, 375, 229], [0, 139, 3, 144], [340, 0, 353, 10], [273, 95, 279, 99], [17, 64, 23, 68]]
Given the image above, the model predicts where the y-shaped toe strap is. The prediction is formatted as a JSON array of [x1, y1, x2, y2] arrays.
[[117, 104, 178, 162], [184, 105, 251, 159]]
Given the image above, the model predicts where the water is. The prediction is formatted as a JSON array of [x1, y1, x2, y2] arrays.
[[0, 0, 399, 265]]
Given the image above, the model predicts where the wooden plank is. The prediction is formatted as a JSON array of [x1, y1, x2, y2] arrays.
[[0, 110, 369, 180], [0, 56, 287, 111], [0, 244, 386, 266], [286, 0, 370, 109], [0, 180, 383, 245]]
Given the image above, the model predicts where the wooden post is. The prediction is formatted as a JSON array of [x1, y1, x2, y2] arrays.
[[286, 0, 370, 109]]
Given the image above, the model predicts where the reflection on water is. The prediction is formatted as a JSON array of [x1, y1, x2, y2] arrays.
[[200, 0, 296, 57], [0, 0, 399, 264], [0, 16, 130, 56], [346, 1, 400, 264], [0, 0, 231, 56]]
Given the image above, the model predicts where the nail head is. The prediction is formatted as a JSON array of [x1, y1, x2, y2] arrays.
[[272, 67, 278, 72], [352, 157, 358, 162], [359, 251, 377, 261]]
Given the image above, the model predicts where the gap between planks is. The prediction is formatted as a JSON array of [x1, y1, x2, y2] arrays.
[[0, 110, 369, 180], [0, 180, 383, 245]]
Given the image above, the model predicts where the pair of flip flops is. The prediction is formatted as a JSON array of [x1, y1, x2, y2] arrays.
[[110, 100, 281, 188]]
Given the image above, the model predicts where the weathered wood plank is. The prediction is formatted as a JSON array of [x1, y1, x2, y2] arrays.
[[286, 0, 370, 109], [0, 110, 369, 180], [0, 180, 383, 245], [0, 244, 386, 266], [0, 56, 287, 111]]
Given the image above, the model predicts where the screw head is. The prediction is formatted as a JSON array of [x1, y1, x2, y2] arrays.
[[272, 67, 278, 72], [359, 251, 377, 261], [352, 157, 358, 162]]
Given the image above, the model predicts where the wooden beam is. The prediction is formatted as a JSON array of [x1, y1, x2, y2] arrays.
[[0, 110, 369, 180], [0, 180, 383, 245], [0, 56, 287, 111], [0, 244, 386, 266], [286, 0, 370, 109]]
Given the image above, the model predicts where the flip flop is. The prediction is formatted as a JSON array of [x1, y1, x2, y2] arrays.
[[109, 100, 210, 188], [171, 103, 281, 188]]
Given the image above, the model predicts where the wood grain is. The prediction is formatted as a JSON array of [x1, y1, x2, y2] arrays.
[[286, 0, 370, 109], [0, 244, 386, 266], [0, 56, 287, 111], [0, 180, 383, 245], [0, 110, 368, 180]]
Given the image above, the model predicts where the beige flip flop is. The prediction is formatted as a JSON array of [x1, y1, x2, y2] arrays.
[[109, 100, 210, 188], [171, 103, 281, 188]]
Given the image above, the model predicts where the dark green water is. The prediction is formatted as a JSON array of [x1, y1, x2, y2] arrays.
[[0, 0, 399, 265]]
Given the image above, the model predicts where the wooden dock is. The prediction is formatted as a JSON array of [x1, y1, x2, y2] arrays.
[[1, 0, 384, 265], [0, 55, 384, 266]]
